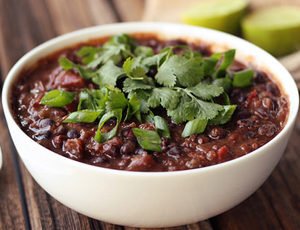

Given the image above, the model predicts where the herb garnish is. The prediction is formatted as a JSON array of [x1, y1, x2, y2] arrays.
[[40, 34, 254, 151], [41, 89, 74, 107]]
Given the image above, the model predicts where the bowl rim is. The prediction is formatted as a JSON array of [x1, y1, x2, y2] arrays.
[[2, 22, 299, 177]]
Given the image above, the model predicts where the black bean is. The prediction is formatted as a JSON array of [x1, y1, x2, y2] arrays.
[[135, 148, 148, 155], [165, 39, 187, 47], [208, 127, 226, 139], [237, 119, 253, 128], [258, 123, 277, 137], [230, 89, 246, 103], [167, 146, 181, 157], [64, 138, 83, 160], [52, 135, 66, 148], [237, 110, 251, 119], [255, 108, 269, 118], [161, 137, 169, 151], [246, 131, 256, 138], [147, 67, 157, 77], [39, 118, 53, 128], [120, 141, 136, 155], [262, 97, 273, 110], [254, 72, 266, 84], [266, 82, 279, 96], [35, 131, 52, 140], [67, 129, 79, 138], [197, 135, 209, 144], [55, 125, 67, 135], [103, 143, 118, 157], [240, 144, 251, 152], [206, 150, 217, 161], [91, 156, 106, 164]]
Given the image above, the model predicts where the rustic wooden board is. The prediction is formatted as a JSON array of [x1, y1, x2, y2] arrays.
[[112, 0, 145, 22], [0, 0, 299, 229]]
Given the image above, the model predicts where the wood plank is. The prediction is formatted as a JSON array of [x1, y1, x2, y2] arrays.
[[0, 0, 33, 229], [46, 0, 117, 34], [0, 105, 28, 229], [112, 0, 145, 22]]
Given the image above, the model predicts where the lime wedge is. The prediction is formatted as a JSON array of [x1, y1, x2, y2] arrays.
[[242, 6, 300, 56], [181, 0, 248, 34]]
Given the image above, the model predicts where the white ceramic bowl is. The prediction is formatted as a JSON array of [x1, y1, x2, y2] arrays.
[[2, 23, 299, 228]]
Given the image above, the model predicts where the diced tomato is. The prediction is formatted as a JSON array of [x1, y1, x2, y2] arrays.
[[54, 71, 85, 89], [217, 145, 229, 162]]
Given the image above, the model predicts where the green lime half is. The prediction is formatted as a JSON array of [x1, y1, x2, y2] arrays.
[[181, 0, 248, 34], [242, 6, 300, 56]]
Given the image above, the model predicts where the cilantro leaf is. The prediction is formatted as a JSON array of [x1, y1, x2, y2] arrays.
[[184, 96, 223, 120], [87, 34, 134, 68], [155, 55, 204, 87], [93, 61, 124, 87], [57, 34, 248, 140], [87, 46, 121, 68], [129, 90, 151, 113], [209, 105, 237, 125], [167, 93, 191, 124], [59, 57, 95, 80], [106, 88, 128, 111], [134, 46, 154, 57], [76, 46, 101, 64], [123, 57, 147, 80], [77, 89, 108, 111], [167, 90, 223, 123], [58, 57, 74, 70], [142, 48, 172, 67], [125, 93, 142, 122], [148, 87, 180, 110], [187, 82, 224, 100], [212, 76, 232, 92], [123, 78, 153, 93]]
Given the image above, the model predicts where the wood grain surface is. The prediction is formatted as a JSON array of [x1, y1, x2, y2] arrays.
[[0, 0, 299, 229]]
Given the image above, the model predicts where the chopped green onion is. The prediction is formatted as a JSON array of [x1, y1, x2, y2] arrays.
[[182, 118, 208, 137], [63, 110, 103, 123], [154, 116, 170, 138], [94, 109, 122, 143], [40, 89, 74, 107], [232, 69, 254, 87], [132, 128, 162, 152]]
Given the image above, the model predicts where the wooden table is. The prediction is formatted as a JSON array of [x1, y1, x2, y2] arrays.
[[0, 0, 299, 229]]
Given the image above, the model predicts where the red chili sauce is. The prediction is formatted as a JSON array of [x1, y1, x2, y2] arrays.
[[12, 35, 289, 171]]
